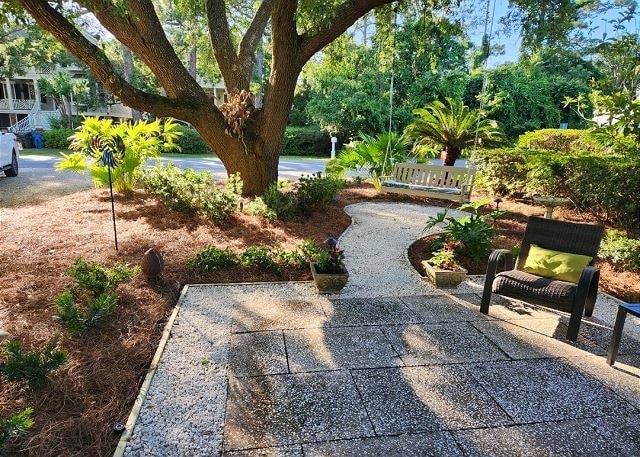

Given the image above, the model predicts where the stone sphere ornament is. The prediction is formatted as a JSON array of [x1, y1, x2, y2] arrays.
[[141, 248, 164, 277]]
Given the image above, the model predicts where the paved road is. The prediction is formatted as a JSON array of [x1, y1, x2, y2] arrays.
[[17, 154, 329, 180]]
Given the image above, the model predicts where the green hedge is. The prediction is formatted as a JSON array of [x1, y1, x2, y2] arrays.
[[516, 129, 601, 153], [43, 128, 74, 149], [168, 125, 212, 154], [281, 125, 331, 157], [475, 148, 640, 236]]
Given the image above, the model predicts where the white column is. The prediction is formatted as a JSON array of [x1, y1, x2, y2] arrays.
[[5, 78, 14, 110], [33, 78, 41, 111]]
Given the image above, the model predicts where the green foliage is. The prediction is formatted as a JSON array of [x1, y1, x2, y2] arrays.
[[0, 337, 67, 387], [56, 117, 181, 193], [405, 98, 504, 165], [240, 246, 281, 273], [68, 258, 137, 295], [169, 125, 212, 154], [599, 231, 640, 272], [314, 242, 346, 274], [281, 125, 331, 157], [261, 173, 344, 220], [516, 129, 600, 153], [425, 200, 495, 261], [475, 148, 640, 236], [54, 259, 137, 336], [141, 163, 241, 221], [333, 133, 409, 190], [245, 197, 277, 220], [428, 243, 463, 270], [0, 407, 33, 448], [188, 246, 239, 271], [43, 128, 74, 149]]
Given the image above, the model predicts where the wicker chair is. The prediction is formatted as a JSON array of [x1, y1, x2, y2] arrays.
[[480, 216, 604, 341]]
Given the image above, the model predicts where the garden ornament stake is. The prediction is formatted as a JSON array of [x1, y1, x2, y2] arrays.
[[89, 135, 125, 252]]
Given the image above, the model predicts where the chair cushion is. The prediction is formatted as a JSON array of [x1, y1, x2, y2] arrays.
[[522, 244, 591, 284], [492, 270, 577, 309], [381, 180, 462, 195]]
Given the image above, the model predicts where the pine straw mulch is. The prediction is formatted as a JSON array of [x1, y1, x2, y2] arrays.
[[408, 194, 640, 303], [0, 183, 452, 457]]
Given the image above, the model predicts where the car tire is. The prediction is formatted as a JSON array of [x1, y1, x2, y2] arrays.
[[4, 150, 18, 177]]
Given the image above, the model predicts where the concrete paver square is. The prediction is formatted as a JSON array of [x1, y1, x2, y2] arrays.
[[228, 331, 289, 377], [590, 413, 640, 455], [224, 371, 374, 451], [224, 445, 303, 456], [469, 358, 637, 423], [284, 327, 402, 372], [321, 297, 420, 326], [232, 299, 328, 332], [352, 366, 512, 435], [472, 320, 602, 360], [383, 322, 508, 365], [400, 294, 491, 323], [473, 293, 565, 321], [560, 316, 640, 355], [303, 431, 463, 456], [454, 418, 629, 457]]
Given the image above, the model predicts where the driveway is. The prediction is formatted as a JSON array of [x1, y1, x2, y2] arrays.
[[0, 154, 329, 208]]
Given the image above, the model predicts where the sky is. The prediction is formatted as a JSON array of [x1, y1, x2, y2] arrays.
[[467, 0, 640, 66]]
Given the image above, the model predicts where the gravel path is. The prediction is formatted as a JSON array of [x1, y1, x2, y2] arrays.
[[0, 168, 91, 208], [120, 202, 640, 457]]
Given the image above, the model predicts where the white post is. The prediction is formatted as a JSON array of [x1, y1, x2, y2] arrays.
[[331, 136, 338, 159], [33, 78, 41, 111], [5, 78, 14, 110]]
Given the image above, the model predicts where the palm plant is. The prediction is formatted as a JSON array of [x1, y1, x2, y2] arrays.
[[405, 98, 504, 166], [330, 132, 409, 190]]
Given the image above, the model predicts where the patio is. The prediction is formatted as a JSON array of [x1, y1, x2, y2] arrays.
[[120, 204, 640, 456]]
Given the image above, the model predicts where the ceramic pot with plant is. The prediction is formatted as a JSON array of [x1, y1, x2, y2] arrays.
[[422, 242, 467, 287], [310, 238, 349, 293]]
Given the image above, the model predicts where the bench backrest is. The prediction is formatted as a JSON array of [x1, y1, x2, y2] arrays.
[[391, 163, 476, 189]]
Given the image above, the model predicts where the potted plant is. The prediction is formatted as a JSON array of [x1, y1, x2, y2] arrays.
[[310, 238, 349, 293], [422, 242, 467, 287]]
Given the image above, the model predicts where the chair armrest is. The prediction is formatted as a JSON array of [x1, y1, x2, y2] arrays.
[[480, 249, 514, 314], [575, 265, 600, 309]]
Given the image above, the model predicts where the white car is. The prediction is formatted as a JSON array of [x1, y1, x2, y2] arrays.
[[0, 131, 20, 177]]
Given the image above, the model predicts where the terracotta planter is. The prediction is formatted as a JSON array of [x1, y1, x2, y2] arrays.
[[310, 262, 349, 293], [422, 261, 467, 288]]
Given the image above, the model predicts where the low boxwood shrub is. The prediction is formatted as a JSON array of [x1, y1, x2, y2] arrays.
[[141, 163, 241, 221], [281, 125, 331, 157], [240, 246, 281, 273], [43, 128, 74, 149], [188, 246, 239, 271], [168, 125, 212, 154], [599, 231, 640, 272], [0, 337, 67, 387], [1, 408, 33, 448], [516, 129, 600, 153]]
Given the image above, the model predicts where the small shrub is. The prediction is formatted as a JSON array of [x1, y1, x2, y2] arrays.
[[240, 246, 281, 273], [169, 125, 212, 154], [280, 125, 331, 157], [0, 337, 67, 387], [55, 259, 137, 336], [428, 242, 462, 270], [295, 239, 325, 267], [599, 231, 640, 272], [314, 238, 346, 274], [141, 164, 241, 221], [189, 246, 239, 271], [516, 129, 600, 153], [43, 128, 74, 149], [1, 408, 33, 448], [261, 184, 299, 221], [296, 173, 345, 214], [245, 197, 277, 219]]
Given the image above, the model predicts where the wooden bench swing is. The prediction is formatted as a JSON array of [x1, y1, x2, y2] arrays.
[[380, 162, 476, 203]]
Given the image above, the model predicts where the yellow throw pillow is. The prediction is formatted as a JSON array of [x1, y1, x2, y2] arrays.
[[523, 244, 592, 284]]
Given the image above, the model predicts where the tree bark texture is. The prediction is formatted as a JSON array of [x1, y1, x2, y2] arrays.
[[17, 0, 395, 195]]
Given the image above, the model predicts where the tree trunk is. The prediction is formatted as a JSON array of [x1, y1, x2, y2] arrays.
[[443, 146, 460, 166]]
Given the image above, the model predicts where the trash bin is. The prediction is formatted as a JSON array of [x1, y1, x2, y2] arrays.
[[32, 131, 44, 149]]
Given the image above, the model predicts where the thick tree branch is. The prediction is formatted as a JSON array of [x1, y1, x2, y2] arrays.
[[238, 0, 273, 67], [16, 0, 207, 120], [298, 0, 395, 64], [206, 0, 246, 90], [78, 0, 203, 99]]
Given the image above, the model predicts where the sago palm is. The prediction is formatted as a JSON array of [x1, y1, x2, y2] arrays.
[[405, 98, 504, 166]]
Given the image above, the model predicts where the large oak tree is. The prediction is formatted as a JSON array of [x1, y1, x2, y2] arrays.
[[6, 0, 587, 194]]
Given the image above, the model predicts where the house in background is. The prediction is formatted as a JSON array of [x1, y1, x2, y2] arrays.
[[0, 63, 135, 133]]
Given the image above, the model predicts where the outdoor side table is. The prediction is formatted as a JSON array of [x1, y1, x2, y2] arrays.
[[607, 303, 640, 365]]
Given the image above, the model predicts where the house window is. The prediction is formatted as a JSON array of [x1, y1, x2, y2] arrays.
[[12, 82, 35, 100], [0, 83, 6, 99]]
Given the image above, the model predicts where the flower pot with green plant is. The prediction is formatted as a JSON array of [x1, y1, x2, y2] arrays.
[[310, 238, 349, 293], [422, 242, 468, 287]]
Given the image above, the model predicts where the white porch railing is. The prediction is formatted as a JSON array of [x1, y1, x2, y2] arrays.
[[0, 99, 9, 109], [13, 99, 36, 110]]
